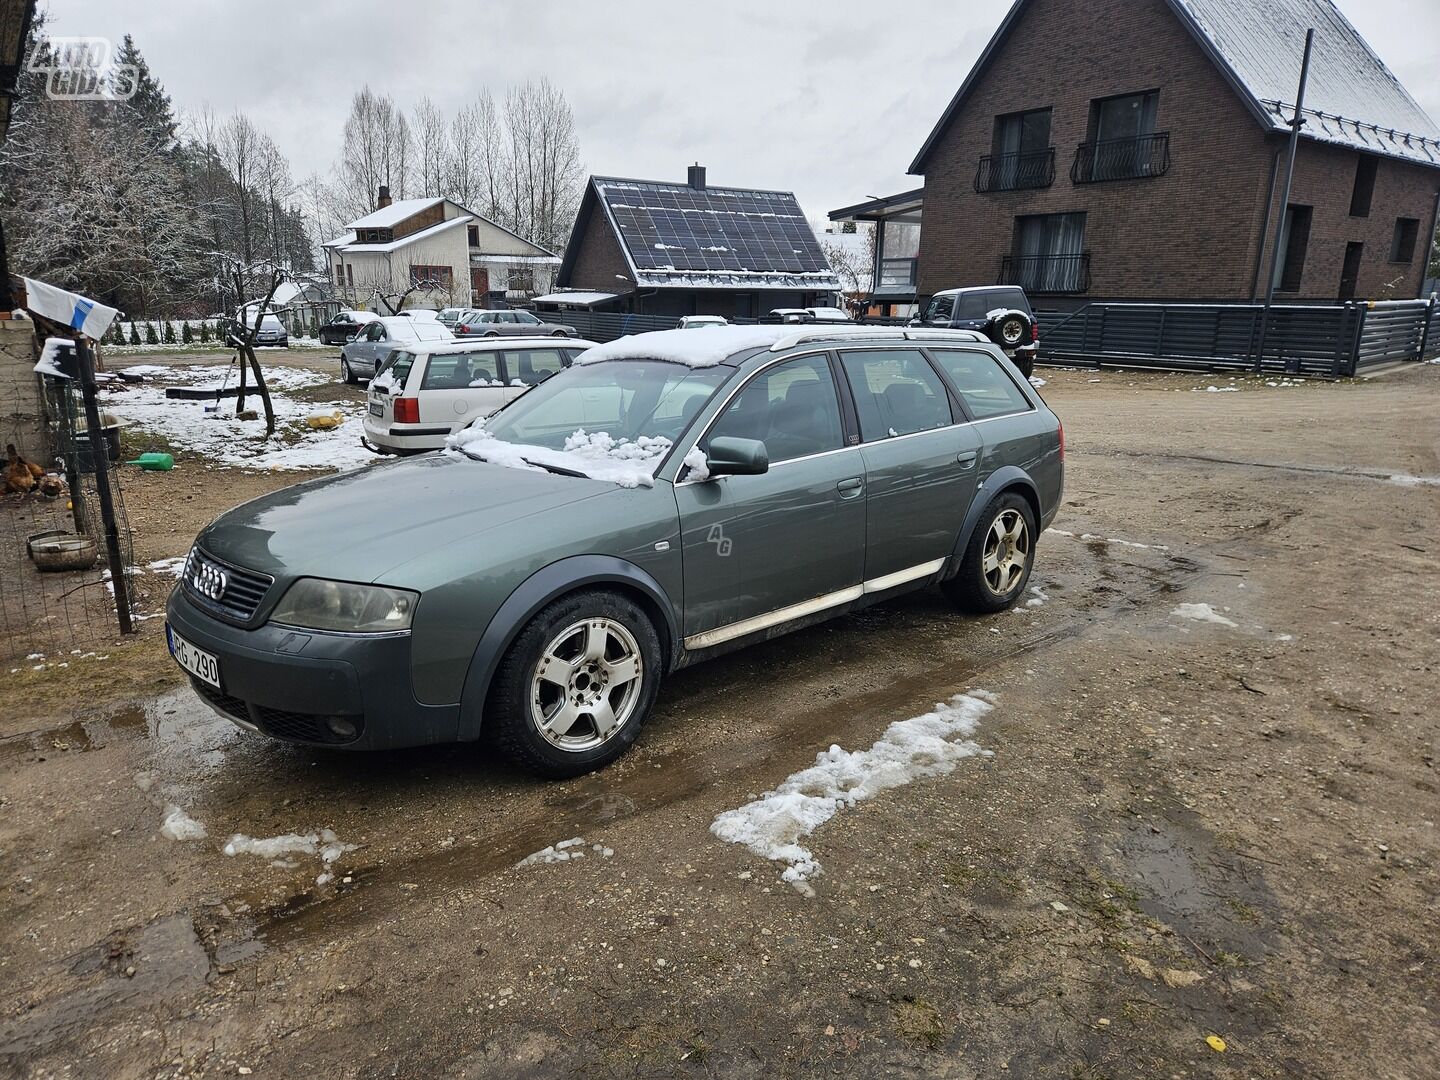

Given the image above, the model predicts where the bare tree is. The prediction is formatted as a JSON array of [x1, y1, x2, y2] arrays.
[[501, 79, 583, 252], [216, 111, 263, 265], [412, 97, 448, 198], [337, 87, 413, 216], [449, 91, 505, 219]]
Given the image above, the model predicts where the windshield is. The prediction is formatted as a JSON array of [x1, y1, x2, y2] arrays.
[[479, 359, 732, 452], [923, 294, 955, 323]]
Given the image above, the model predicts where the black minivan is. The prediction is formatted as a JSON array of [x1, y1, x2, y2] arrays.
[[915, 286, 1038, 377]]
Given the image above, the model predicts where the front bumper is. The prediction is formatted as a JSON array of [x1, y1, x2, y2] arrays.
[[166, 588, 460, 750]]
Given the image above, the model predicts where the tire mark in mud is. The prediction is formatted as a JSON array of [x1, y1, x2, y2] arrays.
[[1074, 447, 1440, 488]]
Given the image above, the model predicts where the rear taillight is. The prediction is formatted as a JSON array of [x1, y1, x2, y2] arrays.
[[1057, 420, 1065, 460], [394, 397, 419, 424], [1031, 322, 1039, 343], [455, 324, 468, 335]]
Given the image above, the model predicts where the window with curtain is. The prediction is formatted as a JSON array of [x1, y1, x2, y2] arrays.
[[1012, 213, 1087, 292], [991, 109, 1052, 189]]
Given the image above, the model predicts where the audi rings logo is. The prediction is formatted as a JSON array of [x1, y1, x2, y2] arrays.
[[191, 560, 228, 601]]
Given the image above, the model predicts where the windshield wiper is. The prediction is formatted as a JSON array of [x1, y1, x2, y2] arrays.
[[521, 456, 587, 478]]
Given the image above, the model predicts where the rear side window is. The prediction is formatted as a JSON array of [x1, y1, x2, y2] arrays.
[[507, 348, 567, 385], [839, 349, 953, 440], [955, 292, 990, 320], [988, 287, 1031, 315], [421, 352, 502, 390], [929, 349, 1032, 419]]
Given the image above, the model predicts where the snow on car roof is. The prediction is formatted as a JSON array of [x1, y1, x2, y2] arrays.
[[576, 325, 798, 368], [379, 316, 453, 341], [410, 337, 599, 357]]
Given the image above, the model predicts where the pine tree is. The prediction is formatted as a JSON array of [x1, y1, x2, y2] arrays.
[[162, 320, 177, 344], [199, 320, 210, 343], [111, 36, 177, 151], [128, 323, 141, 346], [144, 322, 158, 345], [182, 321, 193, 343]]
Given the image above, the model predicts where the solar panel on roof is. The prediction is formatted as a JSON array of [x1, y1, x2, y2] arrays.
[[598, 181, 832, 279]]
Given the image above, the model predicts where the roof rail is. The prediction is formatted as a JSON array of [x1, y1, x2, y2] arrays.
[[768, 326, 990, 351]]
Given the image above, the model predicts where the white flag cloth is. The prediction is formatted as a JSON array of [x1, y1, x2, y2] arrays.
[[22, 277, 119, 339]]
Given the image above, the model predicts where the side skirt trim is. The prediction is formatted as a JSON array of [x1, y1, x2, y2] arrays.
[[681, 558, 946, 650]]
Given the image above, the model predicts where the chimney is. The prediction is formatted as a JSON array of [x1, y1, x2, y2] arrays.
[[687, 164, 706, 190], [376, 185, 392, 209]]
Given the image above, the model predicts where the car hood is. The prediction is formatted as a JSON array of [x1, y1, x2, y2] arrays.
[[197, 453, 615, 583]]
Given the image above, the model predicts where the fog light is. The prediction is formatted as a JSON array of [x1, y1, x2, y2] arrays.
[[326, 716, 359, 741]]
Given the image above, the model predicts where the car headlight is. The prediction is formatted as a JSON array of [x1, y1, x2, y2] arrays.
[[270, 579, 418, 633]]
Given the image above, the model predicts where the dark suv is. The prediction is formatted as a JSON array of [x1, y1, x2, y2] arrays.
[[914, 286, 1038, 377]]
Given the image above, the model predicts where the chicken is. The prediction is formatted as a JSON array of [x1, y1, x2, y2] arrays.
[[38, 474, 66, 499], [5, 444, 36, 495]]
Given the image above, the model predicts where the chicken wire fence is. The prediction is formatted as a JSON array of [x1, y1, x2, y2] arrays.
[[1, 369, 141, 664]]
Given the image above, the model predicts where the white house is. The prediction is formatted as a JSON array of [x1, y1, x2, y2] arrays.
[[323, 187, 561, 313]]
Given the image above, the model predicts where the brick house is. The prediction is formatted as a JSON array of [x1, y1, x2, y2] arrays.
[[554, 166, 840, 320], [835, 0, 1440, 311], [322, 188, 560, 312]]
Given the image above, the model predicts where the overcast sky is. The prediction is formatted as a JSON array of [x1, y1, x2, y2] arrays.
[[46, 0, 1440, 224]]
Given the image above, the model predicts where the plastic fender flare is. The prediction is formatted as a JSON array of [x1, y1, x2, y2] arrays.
[[946, 466, 1041, 578], [455, 555, 680, 742]]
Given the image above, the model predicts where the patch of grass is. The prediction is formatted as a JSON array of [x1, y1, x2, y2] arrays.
[[1224, 898, 1262, 925], [1213, 950, 1247, 968], [681, 1035, 711, 1064], [892, 997, 947, 1050]]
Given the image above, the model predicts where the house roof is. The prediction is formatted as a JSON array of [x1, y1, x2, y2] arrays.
[[562, 175, 841, 292], [829, 188, 925, 222], [328, 216, 472, 255], [345, 198, 445, 230], [910, 0, 1440, 173]]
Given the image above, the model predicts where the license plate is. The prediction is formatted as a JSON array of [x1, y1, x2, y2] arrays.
[[369, 402, 383, 417], [168, 625, 221, 689]]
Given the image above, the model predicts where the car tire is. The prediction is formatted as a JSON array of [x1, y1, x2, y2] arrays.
[[987, 312, 1031, 351], [340, 359, 356, 385], [1012, 351, 1036, 380], [484, 331, 500, 338], [485, 589, 663, 778], [942, 491, 1037, 614], [551, 329, 568, 337]]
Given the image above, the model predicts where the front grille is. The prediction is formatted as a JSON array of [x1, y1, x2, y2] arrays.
[[192, 678, 251, 723], [255, 706, 363, 745], [182, 547, 274, 624], [191, 678, 362, 745]]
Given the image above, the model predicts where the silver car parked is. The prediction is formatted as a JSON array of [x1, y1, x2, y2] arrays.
[[340, 316, 454, 383], [455, 309, 578, 339]]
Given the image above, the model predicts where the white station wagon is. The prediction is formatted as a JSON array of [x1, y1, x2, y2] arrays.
[[362, 337, 600, 454]]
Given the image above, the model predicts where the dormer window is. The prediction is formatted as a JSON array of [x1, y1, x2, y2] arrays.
[[356, 228, 393, 244]]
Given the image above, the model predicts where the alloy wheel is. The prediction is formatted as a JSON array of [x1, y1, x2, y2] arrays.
[[529, 618, 644, 752], [1001, 320, 1025, 345], [982, 508, 1030, 596]]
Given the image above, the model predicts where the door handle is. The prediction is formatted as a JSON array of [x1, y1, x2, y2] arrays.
[[956, 451, 977, 468], [836, 477, 864, 498]]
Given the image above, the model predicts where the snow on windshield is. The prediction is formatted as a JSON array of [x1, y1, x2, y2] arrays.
[[447, 426, 672, 488], [575, 325, 794, 368]]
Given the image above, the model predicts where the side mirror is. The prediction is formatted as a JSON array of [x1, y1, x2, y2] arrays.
[[907, 317, 922, 327], [705, 437, 769, 477]]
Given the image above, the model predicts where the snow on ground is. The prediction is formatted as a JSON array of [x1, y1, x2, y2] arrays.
[[103, 363, 373, 471], [1028, 375, 1047, 387], [517, 837, 613, 867], [447, 427, 670, 487], [1012, 584, 1049, 613], [159, 805, 208, 841], [711, 692, 994, 894], [1172, 602, 1238, 628], [148, 556, 188, 577], [223, 828, 357, 868], [1046, 527, 1169, 551]]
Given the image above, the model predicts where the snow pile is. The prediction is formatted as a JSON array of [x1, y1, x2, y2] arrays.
[[1200, 385, 1240, 393], [575, 325, 795, 368], [1013, 584, 1049, 613], [159, 805, 207, 841], [711, 692, 993, 891], [1172, 602, 1238, 628], [223, 828, 356, 865], [147, 556, 188, 577], [681, 445, 710, 481], [1028, 375, 1047, 387], [517, 837, 613, 867], [102, 363, 373, 471], [447, 426, 671, 488]]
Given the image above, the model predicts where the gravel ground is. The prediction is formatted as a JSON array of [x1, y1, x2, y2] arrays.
[[1, 358, 1436, 1079]]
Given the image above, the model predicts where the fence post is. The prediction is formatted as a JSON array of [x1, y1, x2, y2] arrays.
[[1343, 302, 1366, 377], [74, 337, 134, 636], [1417, 294, 1436, 363]]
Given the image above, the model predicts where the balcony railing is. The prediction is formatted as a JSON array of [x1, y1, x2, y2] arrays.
[[877, 257, 917, 289], [974, 148, 1056, 193], [999, 252, 1091, 294], [1070, 132, 1171, 183]]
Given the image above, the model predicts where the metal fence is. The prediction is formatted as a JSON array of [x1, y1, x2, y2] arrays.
[[1, 349, 138, 663], [1037, 296, 1437, 377]]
